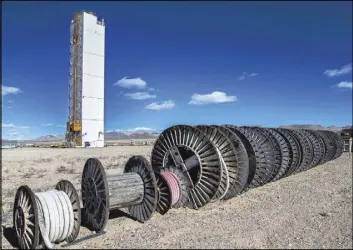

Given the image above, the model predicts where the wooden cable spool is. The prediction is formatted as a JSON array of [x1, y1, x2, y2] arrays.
[[81, 155, 158, 233]]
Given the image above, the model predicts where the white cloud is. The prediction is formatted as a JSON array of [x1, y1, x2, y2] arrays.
[[189, 91, 237, 105], [238, 75, 245, 81], [2, 86, 21, 96], [42, 123, 53, 127], [336, 81, 352, 89], [148, 87, 159, 92], [124, 92, 156, 100], [2, 123, 29, 129], [2, 123, 15, 128], [238, 72, 258, 81], [324, 63, 352, 77], [56, 124, 66, 128], [113, 77, 147, 89], [145, 100, 175, 110], [8, 100, 14, 104]]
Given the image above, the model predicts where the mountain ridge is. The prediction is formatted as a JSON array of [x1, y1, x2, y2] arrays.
[[2, 124, 352, 144]]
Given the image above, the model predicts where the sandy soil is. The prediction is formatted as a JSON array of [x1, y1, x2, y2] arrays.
[[1, 147, 352, 249]]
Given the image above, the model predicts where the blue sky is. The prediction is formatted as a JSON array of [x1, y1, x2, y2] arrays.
[[2, 1, 352, 140]]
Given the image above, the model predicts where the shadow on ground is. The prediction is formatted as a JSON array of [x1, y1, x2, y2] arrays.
[[80, 207, 137, 230], [109, 209, 137, 221], [2, 225, 18, 248]]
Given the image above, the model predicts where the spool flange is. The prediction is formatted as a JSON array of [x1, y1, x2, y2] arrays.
[[81, 158, 110, 233], [55, 180, 82, 242], [13, 185, 39, 249], [154, 171, 172, 215], [123, 155, 158, 223]]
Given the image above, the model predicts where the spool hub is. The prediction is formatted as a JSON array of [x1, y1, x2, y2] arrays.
[[81, 158, 110, 233], [55, 180, 82, 242], [123, 155, 158, 222], [13, 185, 39, 249]]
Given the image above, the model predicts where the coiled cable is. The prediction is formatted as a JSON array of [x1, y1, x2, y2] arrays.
[[160, 172, 181, 206], [35, 190, 75, 249]]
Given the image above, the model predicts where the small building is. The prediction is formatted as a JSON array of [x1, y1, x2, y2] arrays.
[[340, 128, 353, 152]]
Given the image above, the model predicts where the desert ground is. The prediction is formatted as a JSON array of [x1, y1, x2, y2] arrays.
[[1, 146, 352, 249]]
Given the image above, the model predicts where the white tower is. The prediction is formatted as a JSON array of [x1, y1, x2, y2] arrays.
[[66, 11, 105, 148]]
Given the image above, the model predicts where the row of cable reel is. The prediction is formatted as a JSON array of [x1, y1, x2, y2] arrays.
[[12, 125, 344, 249], [150, 125, 344, 209]]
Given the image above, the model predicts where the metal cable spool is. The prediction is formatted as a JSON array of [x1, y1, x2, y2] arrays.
[[225, 126, 276, 189], [299, 129, 324, 169], [219, 125, 255, 194], [256, 127, 283, 182], [327, 131, 344, 160], [290, 129, 314, 173], [196, 125, 242, 201], [304, 130, 326, 166], [212, 125, 250, 200], [151, 125, 222, 210], [276, 128, 303, 177], [81, 156, 158, 233], [316, 130, 337, 163], [159, 165, 192, 208], [266, 128, 290, 181], [13, 180, 81, 249]]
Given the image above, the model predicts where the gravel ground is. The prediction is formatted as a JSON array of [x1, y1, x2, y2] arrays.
[[1, 148, 352, 249]]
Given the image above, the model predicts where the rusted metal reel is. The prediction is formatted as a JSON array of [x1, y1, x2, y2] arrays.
[[81, 156, 158, 233], [151, 125, 222, 209]]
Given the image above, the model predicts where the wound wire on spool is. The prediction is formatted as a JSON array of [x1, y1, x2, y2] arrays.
[[160, 171, 181, 206], [35, 190, 75, 249], [13, 180, 81, 249]]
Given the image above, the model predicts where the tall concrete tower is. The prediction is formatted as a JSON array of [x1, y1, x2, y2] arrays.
[[66, 11, 105, 148]]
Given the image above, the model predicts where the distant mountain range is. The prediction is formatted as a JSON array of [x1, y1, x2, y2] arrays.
[[279, 124, 352, 132], [2, 124, 352, 144], [2, 131, 160, 144]]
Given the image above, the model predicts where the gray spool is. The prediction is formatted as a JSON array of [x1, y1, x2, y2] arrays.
[[106, 172, 145, 209], [81, 156, 158, 233]]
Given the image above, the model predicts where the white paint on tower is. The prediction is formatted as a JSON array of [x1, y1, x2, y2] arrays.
[[69, 11, 105, 147]]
